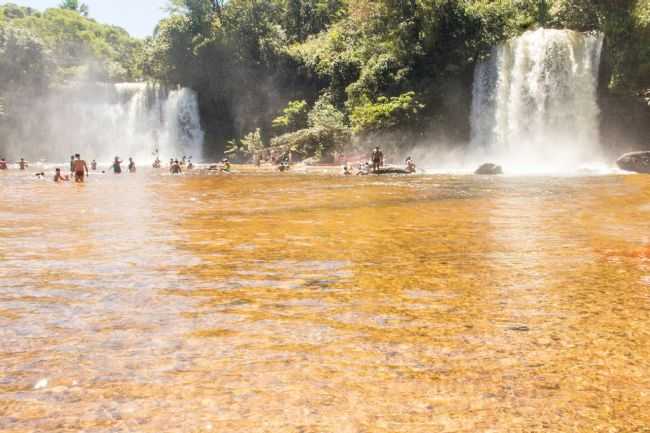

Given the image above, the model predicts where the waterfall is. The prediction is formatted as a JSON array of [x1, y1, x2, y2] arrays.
[[3, 82, 203, 163], [470, 29, 604, 172]]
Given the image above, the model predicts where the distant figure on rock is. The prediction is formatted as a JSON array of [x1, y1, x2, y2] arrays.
[[73, 154, 89, 183], [405, 157, 416, 173], [112, 157, 123, 174], [221, 158, 232, 173], [371, 147, 384, 172], [128, 158, 136, 173], [357, 162, 370, 176], [0, 158, 7, 170]]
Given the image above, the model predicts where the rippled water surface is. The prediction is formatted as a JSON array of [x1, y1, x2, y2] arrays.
[[1, 169, 649, 432]]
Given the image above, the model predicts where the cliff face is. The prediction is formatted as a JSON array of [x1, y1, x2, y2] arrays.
[[600, 89, 650, 158]]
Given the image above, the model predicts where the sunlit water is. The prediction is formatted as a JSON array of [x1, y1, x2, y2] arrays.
[[1, 168, 649, 432]]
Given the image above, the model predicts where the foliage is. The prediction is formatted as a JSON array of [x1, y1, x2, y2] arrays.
[[59, 0, 89, 17], [271, 126, 349, 160], [272, 99, 308, 134], [0, 3, 143, 81], [308, 93, 347, 131], [350, 91, 424, 134], [0, 24, 54, 93]]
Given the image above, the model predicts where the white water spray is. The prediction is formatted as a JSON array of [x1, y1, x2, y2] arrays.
[[470, 29, 604, 173], [5, 82, 203, 163]]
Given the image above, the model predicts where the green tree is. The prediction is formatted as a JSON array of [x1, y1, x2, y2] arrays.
[[272, 100, 308, 134], [59, 0, 89, 17]]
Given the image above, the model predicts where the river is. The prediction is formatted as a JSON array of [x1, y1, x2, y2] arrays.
[[1, 168, 649, 432]]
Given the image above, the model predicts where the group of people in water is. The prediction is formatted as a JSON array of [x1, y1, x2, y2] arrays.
[[0, 153, 190, 183], [1, 146, 416, 181]]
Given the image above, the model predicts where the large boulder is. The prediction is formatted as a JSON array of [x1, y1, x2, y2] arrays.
[[475, 163, 503, 175], [617, 151, 650, 174]]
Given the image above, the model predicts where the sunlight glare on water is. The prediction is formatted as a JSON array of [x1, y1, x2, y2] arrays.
[[1, 168, 649, 432]]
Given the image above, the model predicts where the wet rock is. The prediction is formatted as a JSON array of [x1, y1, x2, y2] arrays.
[[617, 151, 650, 174], [475, 163, 503, 175], [373, 167, 410, 175]]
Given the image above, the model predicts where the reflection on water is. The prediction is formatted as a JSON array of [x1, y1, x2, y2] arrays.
[[1, 169, 649, 432]]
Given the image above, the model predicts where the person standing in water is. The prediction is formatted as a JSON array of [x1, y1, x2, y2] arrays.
[[128, 158, 136, 173], [72, 154, 89, 183], [170, 159, 182, 174], [70, 155, 75, 175], [371, 147, 384, 172], [0, 158, 7, 170], [112, 157, 123, 174], [91, 160, 97, 171], [19, 158, 28, 170]]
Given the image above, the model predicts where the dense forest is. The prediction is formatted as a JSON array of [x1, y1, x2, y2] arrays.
[[1, 0, 649, 160]]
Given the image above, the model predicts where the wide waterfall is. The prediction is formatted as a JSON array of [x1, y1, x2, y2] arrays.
[[470, 29, 604, 172], [3, 82, 203, 163]]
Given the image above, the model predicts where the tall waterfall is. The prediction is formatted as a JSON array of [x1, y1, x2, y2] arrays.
[[4, 82, 203, 163], [470, 29, 604, 172]]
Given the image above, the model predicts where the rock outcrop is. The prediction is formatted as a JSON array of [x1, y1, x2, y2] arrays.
[[616, 151, 650, 174], [475, 163, 503, 175]]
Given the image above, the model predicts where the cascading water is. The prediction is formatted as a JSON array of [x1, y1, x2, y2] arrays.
[[470, 29, 604, 172], [3, 82, 203, 163]]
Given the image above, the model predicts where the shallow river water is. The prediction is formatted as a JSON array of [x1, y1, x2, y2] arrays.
[[1, 168, 649, 432]]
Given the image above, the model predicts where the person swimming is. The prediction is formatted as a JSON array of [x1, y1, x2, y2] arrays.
[[112, 157, 123, 174], [405, 156, 416, 173]]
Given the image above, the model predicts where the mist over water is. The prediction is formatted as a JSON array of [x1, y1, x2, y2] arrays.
[[3, 82, 203, 163], [470, 29, 604, 174]]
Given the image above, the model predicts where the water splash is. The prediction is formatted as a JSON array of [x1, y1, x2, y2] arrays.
[[470, 29, 604, 173], [4, 82, 203, 163]]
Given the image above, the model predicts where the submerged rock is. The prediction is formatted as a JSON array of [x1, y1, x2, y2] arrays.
[[617, 151, 650, 174], [475, 163, 503, 175], [373, 167, 411, 175]]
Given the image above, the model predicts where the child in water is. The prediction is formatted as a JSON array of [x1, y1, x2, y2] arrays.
[[54, 168, 69, 182]]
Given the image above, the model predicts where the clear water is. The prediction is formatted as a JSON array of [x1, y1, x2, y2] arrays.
[[1, 168, 649, 432]]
